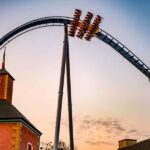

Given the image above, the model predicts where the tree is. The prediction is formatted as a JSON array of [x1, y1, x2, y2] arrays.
[[40, 140, 69, 150], [40, 141, 53, 150]]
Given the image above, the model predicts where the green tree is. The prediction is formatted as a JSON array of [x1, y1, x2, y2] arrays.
[[40, 140, 78, 150]]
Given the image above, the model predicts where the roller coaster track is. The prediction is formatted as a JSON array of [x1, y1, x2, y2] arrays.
[[0, 16, 149, 80]]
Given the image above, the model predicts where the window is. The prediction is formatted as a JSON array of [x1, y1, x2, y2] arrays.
[[27, 142, 33, 150]]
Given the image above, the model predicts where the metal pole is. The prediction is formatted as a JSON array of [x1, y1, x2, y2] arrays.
[[65, 25, 74, 150], [53, 25, 67, 150]]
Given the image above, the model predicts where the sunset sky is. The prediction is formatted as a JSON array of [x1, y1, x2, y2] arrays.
[[0, 0, 150, 150]]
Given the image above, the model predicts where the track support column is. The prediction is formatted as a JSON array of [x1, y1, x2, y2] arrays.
[[65, 25, 74, 150], [53, 24, 74, 150], [53, 25, 67, 150]]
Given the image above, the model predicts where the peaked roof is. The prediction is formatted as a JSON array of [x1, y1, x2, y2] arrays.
[[0, 99, 41, 136], [0, 69, 15, 80]]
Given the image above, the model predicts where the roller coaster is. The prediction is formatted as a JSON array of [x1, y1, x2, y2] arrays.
[[0, 10, 149, 150], [0, 16, 149, 80]]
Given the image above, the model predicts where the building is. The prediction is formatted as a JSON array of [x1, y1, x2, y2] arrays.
[[0, 68, 42, 150], [118, 139, 150, 150]]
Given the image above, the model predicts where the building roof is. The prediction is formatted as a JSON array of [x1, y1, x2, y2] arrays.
[[118, 139, 150, 150], [119, 139, 137, 142], [0, 69, 15, 80], [0, 99, 41, 136]]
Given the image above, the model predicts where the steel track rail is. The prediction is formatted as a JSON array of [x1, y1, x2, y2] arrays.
[[0, 16, 149, 80], [0, 16, 71, 50], [95, 31, 150, 80]]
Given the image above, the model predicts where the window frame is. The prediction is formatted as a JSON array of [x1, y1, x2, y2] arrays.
[[26, 142, 33, 150]]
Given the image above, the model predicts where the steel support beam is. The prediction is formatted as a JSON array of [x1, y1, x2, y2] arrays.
[[53, 25, 67, 150], [54, 24, 74, 150], [65, 25, 74, 150]]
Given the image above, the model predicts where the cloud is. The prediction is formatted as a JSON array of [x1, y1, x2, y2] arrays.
[[85, 140, 113, 146], [79, 116, 126, 134], [55, 115, 148, 147], [75, 115, 143, 146], [127, 129, 138, 134]]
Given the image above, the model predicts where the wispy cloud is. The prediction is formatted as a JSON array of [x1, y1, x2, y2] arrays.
[[127, 129, 138, 134], [85, 140, 113, 146], [59, 115, 149, 146], [78, 116, 126, 134]]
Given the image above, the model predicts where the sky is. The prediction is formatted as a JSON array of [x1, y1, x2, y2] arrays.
[[0, 0, 150, 150]]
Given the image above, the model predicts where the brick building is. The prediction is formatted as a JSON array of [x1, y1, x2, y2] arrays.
[[118, 139, 150, 150], [0, 68, 41, 150]]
